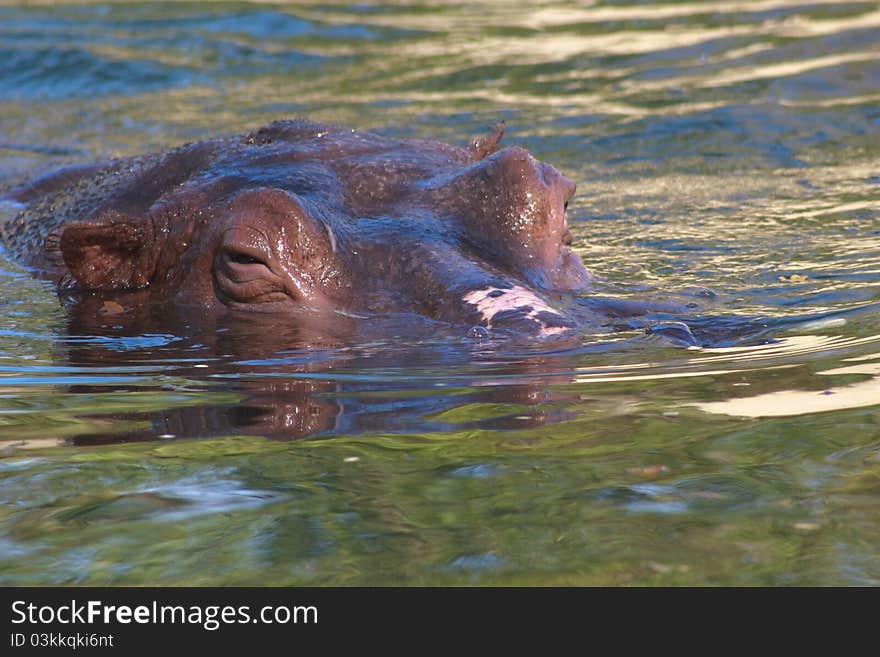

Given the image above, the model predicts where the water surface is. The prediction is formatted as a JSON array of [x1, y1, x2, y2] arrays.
[[0, 0, 878, 585]]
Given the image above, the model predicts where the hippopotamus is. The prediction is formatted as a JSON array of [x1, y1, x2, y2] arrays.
[[2, 117, 703, 343]]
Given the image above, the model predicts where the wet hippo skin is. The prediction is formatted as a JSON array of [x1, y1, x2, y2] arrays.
[[1, 118, 601, 338]]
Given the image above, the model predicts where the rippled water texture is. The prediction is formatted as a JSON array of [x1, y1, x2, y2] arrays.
[[1, 1, 878, 585]]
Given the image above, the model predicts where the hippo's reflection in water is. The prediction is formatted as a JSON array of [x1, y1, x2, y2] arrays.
[[60, 305, 590, 445]]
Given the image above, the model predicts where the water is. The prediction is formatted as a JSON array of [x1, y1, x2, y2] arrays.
[[0, 0, 878, 585]]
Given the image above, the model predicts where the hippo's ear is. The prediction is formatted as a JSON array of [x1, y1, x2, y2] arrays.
[[58, 217, 158, 290], [468, 122, 505, 161]]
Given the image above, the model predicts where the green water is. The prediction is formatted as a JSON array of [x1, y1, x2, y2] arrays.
[[0, 0, 879, 585]]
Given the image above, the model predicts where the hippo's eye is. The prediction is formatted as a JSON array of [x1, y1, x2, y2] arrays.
[[215, 244, 286, 306], [224, 250, 266, 266]]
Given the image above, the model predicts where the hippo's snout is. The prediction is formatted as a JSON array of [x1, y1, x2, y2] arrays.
[[542, 161, 577, 207]]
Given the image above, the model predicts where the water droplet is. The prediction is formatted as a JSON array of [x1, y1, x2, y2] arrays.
[[467, 325, 490, 339]]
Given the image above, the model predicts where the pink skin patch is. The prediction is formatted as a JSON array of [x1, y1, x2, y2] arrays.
[[462, 285, 568, 336]]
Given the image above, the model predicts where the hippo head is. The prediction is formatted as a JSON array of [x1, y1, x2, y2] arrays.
[[7, 119, 592, 337]]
